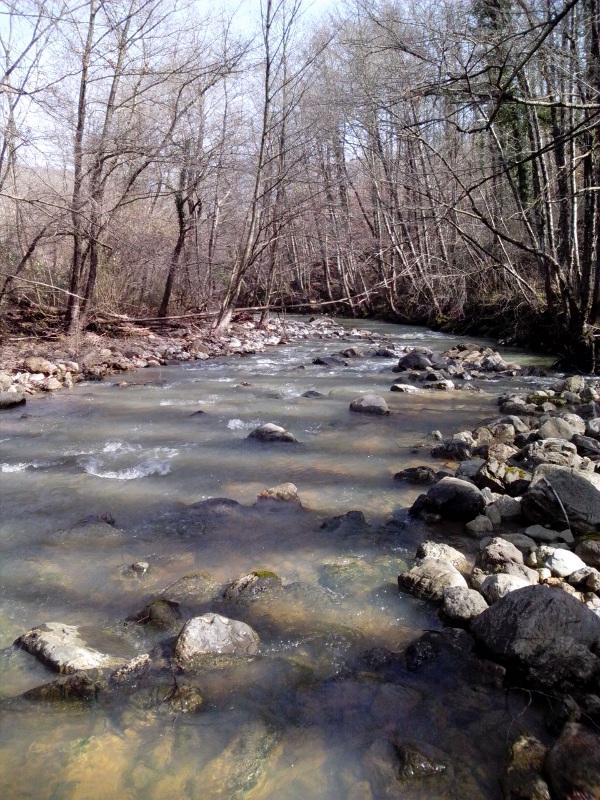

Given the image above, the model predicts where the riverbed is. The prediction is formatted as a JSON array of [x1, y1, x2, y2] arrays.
[[0, 318, 554, 799]]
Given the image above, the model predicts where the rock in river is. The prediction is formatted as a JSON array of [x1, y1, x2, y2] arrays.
[[174, 613, 260, 665], [14, 622, 128, 673], [0, 391, 25, 409], [545, 722, 600, 800], [349, 394, 389, 415], [247, 423, 298, 442], [398, 557, 467, 601], [415, 477, 486, 522]]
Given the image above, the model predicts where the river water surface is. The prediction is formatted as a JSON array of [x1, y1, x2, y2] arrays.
[[0, 319, 554, 799]]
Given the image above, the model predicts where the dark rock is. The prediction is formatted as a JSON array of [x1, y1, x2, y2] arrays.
[[419, 476, 486, 521], [573, 434, 600, 458], [222, 571, 282, 601], [545, 723, 600, 800], [544, 694, 581, 735], [395, 351, 433, 371], [430, 439, 472, 461], [22, 671, 104, 702], [302, 390, 327, 398], [576, 538, 600, 569], [471, 585, 600, 689], [394, 466, 438, 484], [247, 423, 298, 442], [128, 599, 182, 629], [395, 740, 450, 781], [320, 510, 369, 533], [521, 465, 600, 536], [313, 355, 348, 366]]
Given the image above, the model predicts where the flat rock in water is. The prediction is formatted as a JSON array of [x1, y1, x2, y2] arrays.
[[14, 622, 128, 673], [174, 613, 260, 664], [394, 466, 438, 484], [349, 394, 389, 415]]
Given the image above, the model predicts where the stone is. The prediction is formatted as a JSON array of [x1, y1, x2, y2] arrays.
[[545, 723, 600, 800], [484, 503, 502, 527], [128, 599, 182, 629], [419, 477, 486, 521], [349, 394, 389, 415], [498, 533, 537, 553], [576, 539, 600, 569], [525, 524, 573, 544], [471, 585, 600, 688], [563, 376, 586, 394], [573, 434, 600, 458], [393, 466, 437, 484], [586, 418, 600, 439], [23, 355, 57, 374], [430, 439, 472, 461], [41, 376, 63, 391], [390, 383, 423, 394], [543, 549, 587, 578], [442, 586, 488, 623], [559, 412, 587, 434], [395, 740, 450, 781], [519, 438, 581, 469], [395, 351, 432, 371], [222, 571, 282, 601], [521, 465, 600, 536], [14, 622, 127, 673], [415, 541, 468, 571], [490, 495, 523, 521], [257, 482, 299, 501], [456, 458, 486, 480], [538, 418, 575, 441], [247, 423, 298, 442], [22, 671, 104, 702], [174, 613, 260, 664], [477, 537, 524, 571], [465, 514, 493, 536], [302, 389, 327, 398], [481, 573, 530, 603], [423, 379, 455, 391], [397, 558, 468, 602], [475, 459, 531, 496], [0, 391, 26, 409], [502, 735, 550, 800]]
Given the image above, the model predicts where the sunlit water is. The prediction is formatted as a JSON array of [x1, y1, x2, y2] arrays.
[[0, 319, 553, 799]]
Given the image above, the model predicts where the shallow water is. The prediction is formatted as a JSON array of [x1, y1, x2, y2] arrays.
[[0, 319, 552, 799]]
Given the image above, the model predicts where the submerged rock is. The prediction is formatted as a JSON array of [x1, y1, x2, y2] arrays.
[[222, 571, 282, 602], [14, 622, 128, 674], [22, 671, 104, 702], [545, 723, 600, 800], [127, 599, 182, 629], [502, 734, 550, 800]]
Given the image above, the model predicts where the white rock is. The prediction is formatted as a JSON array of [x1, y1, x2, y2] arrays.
[[544, 549, 588, 578], [481, 573, 530, 603]]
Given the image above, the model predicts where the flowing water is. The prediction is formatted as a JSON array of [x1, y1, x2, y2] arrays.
[[0, 319, 554, 799]]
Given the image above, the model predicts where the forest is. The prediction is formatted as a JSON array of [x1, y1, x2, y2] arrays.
[[0, 0, 598, 370]]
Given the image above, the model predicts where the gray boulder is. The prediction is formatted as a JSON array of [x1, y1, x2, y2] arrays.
[[537, 418, 575, 441], [416, 541, 468, 571], [575, 539, 600, 569], [471, 585, 600, 688], [481, 574, 530, 603], [349, 394, 389, 415], [14, 622, 127, 673], [174, 613, 260, 665], [395, 351, 432, 371], [419, 477, 486, 521], [398, 558, 467, 602], [0, 391, 25, 409], [525, 524, 573, 544], [519, 438, 582, 469], [521, 465, 600, 536], [442, 586, 488, 623], [247, 423, 298, 442]]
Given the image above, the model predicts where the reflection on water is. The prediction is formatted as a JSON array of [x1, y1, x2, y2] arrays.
[[0, 319, 551, 798]]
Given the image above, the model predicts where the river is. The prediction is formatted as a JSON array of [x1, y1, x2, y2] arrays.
[[0, 318, 554, 799]]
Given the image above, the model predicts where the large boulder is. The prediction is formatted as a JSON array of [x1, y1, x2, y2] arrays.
[[521, 465, 600, 536], [174, 613, 260, 665], [395, 351, 432, 371], [471, 585, 600, 688], [418, 477, 486, 522], [398, 558, 467, 601], [14, 622, 128, 673], [518, 438, 582, 469]]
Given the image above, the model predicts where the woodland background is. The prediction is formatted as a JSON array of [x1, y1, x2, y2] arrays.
[[0, 0, 598, 368]]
